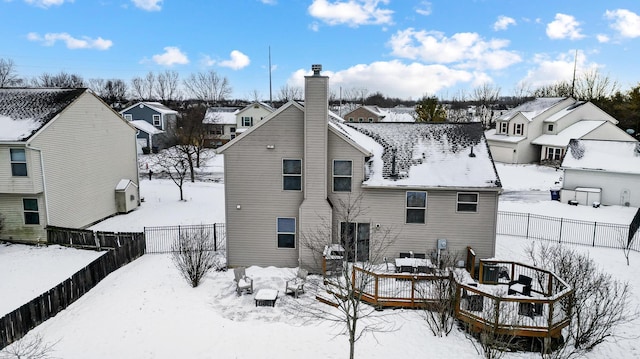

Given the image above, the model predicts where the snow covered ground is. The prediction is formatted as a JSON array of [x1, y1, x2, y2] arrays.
[[2, 158, 639, 358]]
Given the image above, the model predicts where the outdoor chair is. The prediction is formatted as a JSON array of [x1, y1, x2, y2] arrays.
[[508, 274, 532, 296], [234, 267, 253, 296], [285, 268, 308, 298]]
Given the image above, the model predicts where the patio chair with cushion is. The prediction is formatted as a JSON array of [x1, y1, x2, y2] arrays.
[[285, 268, 308, 298], [234, 267, 253, 296], [508, 274, 532, 296]]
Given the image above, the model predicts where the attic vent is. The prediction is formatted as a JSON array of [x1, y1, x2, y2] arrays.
[[311, 64, 322, 75]]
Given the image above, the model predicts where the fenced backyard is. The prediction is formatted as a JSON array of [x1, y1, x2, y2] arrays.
[[0, 227, 145, 349], [144, 223, 225, 254]]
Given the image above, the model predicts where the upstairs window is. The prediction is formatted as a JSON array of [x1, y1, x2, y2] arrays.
[[230, 127, 236, 133], [124, 114, 132, 121], [548, 124, 554, 132], [514, 123, 523, 136], [348, 117, 354, 122], [242, 117, 253, 127], [283, 159, 302, 191], [277, 217, 296, 248], [499, 122, 508, 134], [23, 198, 40, 225], [368, 117, 373, 123], [152, 114, 161, 127], [333, 160, 352, 192], [406, 191, 427, 224], [10, 149, 27, 176], [457, 193, 479, 212]]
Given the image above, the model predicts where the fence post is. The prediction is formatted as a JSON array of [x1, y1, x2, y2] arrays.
[[213, 223, 217, 251], [526, 213, 530, 239], [592, 222, 597, 247], [558, 218, 563, 243]]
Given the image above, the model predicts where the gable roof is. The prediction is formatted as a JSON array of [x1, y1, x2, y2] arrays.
[[337, 121, 501, 189], [204, 106, 239, 125], [130, 120, 165, 135], [531, 120, 606, 147], [497, 97, 568, 122], [562, 139, 640, 175], [120, 101, 178, 115], [0, 88, 86, 141], [236, 101, 275, 116]]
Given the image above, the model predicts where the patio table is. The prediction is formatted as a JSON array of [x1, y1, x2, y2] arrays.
[[394, 258, 433, 272], [254, 289, 278, 307]]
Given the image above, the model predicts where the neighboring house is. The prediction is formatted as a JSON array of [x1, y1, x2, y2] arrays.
[[218, 65, 502, 270], [343, 105, 415, 123], [129, 120, 164, 154], [120, 102, 178, 151], [560, 139, 640, 207], [0, 88, 140, 242], [485, 98, 634, 164], [203, 102, 274, 148]]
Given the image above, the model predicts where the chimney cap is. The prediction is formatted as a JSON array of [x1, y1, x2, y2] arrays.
[[311, 64, 322, 75]]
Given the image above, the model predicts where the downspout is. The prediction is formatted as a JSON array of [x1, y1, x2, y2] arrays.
[[24, 143, 49, 241]]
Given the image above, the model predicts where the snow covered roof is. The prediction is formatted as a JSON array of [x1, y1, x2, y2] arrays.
[[130, 120, 164, 135], [333, 121, 501, 189], [378, 107, 416, 122], [531, 120, 605, 147], [0, 88, 86, 141], [543, 101, 586, 123], [484, 129, 526, 143], [497, 98, 567, 122], [204, 107, 239, 125], [120, 101, 177, 115], [236, 101, 275, 115], [562, 139, 640, 175]]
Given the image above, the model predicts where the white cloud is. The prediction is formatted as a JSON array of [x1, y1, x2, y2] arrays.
[[259, 0, 277, 4], [24, 0, 71, 8], [388, 28, 521, 71], [546, 13, 584, 40], [132, 0, 161, 11], [518, 50, 597, 88], [605, 9, 640, 38], [415, 1, 431, 16], [151, 47, 189, 66], [287, 60, 473, 99], [308, 0, 393, 27], [27, 32, 112, 50], [596, 34, 610, 43], [200, 55, 216, 67], [219, 50, 250, 70], [493, 16, 516, 31]]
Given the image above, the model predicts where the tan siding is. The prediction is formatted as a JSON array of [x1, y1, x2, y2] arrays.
[[29, 92, 139, 229], [224, 106, 305, 268], [0, 194, 47, 241]]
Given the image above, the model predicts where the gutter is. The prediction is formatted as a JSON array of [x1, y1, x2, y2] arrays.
[[24, 143, 50, 232]]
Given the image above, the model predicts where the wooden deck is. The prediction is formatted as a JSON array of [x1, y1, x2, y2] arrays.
[[324, 259, 573, 341]]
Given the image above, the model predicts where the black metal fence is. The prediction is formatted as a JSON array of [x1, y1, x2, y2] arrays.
[[1, 227, 145, 350], [144, 223, 225, 254], [497, 211, 640, 252]]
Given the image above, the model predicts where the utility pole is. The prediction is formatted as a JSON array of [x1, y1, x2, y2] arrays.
[[269, 46, 273, 107], [571, 49, 578, 98]]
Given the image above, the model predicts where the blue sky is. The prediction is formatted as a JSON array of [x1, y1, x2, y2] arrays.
[[2, 0, 640, 101]]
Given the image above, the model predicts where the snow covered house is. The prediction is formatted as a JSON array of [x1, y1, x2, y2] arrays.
[[560, 139, 640, 207], [343, 105, 415, 123], [485, 98, 634, 164], [120, 101, 178, 151], [217, 65, 502, 270], [203, 102, 274, 148], [0, 88, 139, 242]]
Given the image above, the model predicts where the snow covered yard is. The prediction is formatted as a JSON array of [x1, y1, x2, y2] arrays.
[[2, 161, 640, 358]]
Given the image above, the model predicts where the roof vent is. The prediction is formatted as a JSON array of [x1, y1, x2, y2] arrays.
[[469, 146, 476, 158], [311, 64, 322, 76]]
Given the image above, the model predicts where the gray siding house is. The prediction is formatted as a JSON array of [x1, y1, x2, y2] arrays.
[[218, 65, 502, 271], [120, 101, 177, 151], [0, 88, 139, 242]]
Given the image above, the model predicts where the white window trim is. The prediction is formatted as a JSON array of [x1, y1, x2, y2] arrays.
[[405, 191, 427, 224], [456, 192, 479, 213], [10, 148, 27, 177], [282, 158, 302, 191], [152, 114, 161, 127], [332, 159, 353, 192], [499, 122, 508, 134], [276, 217, 296, 249], [124, 114, 132, 121], [23, 198, 40, 225], [547, 147, 563, 160], [514, 123, 523, 136]]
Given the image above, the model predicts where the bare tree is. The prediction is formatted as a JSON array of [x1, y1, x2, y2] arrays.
[[574, 69, 619, 102], [298, 194, 398, 359], [130, 72, 156, 101], [149, 147, 189, 200], [156, 70, 181, 102], [276, 84, 303, 102], [183, 70, 232, 105], [531, 81, 573, 98], [526, 242, 638, 357], [31, 71, 85, 88], [0, 58, 22, 87], [472, 83, 501, 130], [419, 251, 462, 337], [171, 226, 224, 287], [174, 106, 209, 181], [463, 294, 520, 359], [0, 334, 58, 359]]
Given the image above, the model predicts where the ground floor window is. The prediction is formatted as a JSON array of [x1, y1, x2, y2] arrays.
[[457, 192, 479, 212], [340, 222, 370, 262], [277, 217, 296, 248], [546, 147, 563, 160], [23, 198, 39, 225]]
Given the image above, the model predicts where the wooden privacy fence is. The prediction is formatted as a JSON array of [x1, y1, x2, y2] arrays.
[[0, 227, 145, 350], [497, 210, 640, 252], [144, 223, 225, 254]]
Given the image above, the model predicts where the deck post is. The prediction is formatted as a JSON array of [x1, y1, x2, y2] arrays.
[[374, 274, 379, 306]]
